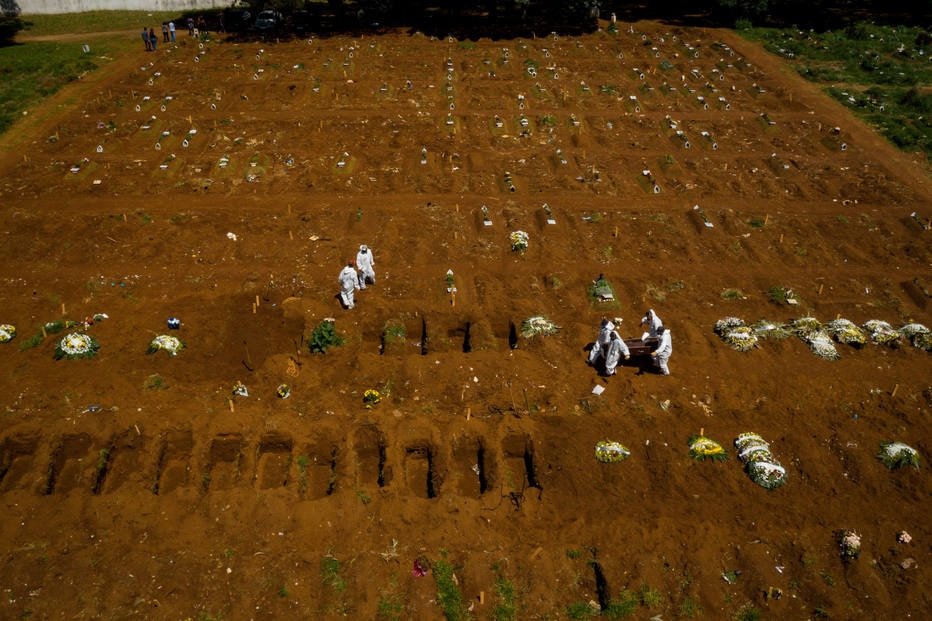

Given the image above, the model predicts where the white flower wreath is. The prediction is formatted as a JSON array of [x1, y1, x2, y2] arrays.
[[0, 324, 15, 343], [148, 334, 185, 356]]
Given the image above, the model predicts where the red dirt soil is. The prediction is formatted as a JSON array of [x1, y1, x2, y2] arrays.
[[0, 21, 930, 620]]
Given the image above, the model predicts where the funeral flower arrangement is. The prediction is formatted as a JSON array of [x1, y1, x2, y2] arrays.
[[363, 389, 382, 408], [0, 324, 15, 343], [789, 317, 838, 360], [734, 432, 787, 489], [276, 384, 291, 399], [825, 318, 866, 347], [750, 319, 790, 340], [55, 332, 100, 360], [509, 230, 529, 253], [876, 441, 920, 469], [595, 440, 630, 463], [838, 529, 862, 561], [713, 318, 757, 352], [688, 434, 727, 462], [147, 334, 185, 356], [863, 320, 901, 346], [899, 323, 931, 351], [520, 316, 560, 338]]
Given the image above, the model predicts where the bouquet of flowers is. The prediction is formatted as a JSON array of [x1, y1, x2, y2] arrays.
[[751, 319, 791, 340], [876, 441, 920, 469], [688, 434, 727, 462], [899, 323, 931, 351], [55, 332, 100, 360], [746, 458, 787, 490], [0, 324, 15, 343], [825, 318, 867, 347], [863, 320, 901, 346], [520, 316, 560, 338], [791, 316, 822, 339], [509, 230, 529, 252], [363, 389, 382, 409], [806, 330, 839, 361], [838, 529, 861, 561], [735, 432, 772, 464], [723, 325, 758, 352], [147, 334, 185, 356], [276, 384, 291, 399], [713, 317, 745, 336], [595, 440, 630, 463], [735, 431, 787, 489]]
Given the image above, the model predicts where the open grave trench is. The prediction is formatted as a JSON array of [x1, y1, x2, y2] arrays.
[[0, 427, 542, 503]]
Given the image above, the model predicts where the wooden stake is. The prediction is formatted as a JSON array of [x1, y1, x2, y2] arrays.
[[229, 399, 235, 412], [700, 427, 704, 436], [61, 303, 66, 315], [764, 214, 769, 225], [614, 226, 619, 238], [891, 383, 899, 398], [41, 326, 47, 338], [252, 302, 257, 314], [255, 295, 260, 307], [289, 230, 293, 240], [122, 213, 127, 221], [478, 591, 485, 605], [818, 284, 824, 295], [779, 233, 783, 244], [466, 407, 471, 421], [451, 290, 455, 307]]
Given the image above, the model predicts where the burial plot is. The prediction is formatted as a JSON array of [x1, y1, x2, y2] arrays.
[[0, 434, 40, 493], [354, 424, 391, 489], [43, 433, 93, 495], [254, 432, 293, 490], [204, 433, 247, 491], [452, 435, 491, 498]]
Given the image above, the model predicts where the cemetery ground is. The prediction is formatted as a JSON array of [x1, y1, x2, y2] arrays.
[[0, 18, 930, 620]]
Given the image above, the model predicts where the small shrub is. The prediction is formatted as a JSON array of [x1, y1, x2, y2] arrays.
[[309, 320, 343, 354], [143, 374, 165, 390], [321, 555, 347, 592]]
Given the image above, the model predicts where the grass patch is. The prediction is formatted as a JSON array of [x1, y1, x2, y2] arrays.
[[143, 374, 165, 390], [491, 569, 518, 621], [639, 584, 663, 608], [321, 554, 347, 592], [432, 554, 469, 621], [720, 288, 746, 300], [739, 22, 932, 157], [679, 595, 703, 618], [734, 603, 761, 621]]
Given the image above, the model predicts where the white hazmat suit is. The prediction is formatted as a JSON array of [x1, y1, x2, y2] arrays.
[[640, 309, 663, 340], [355, 244, 375, 288], [588, 319, 616, 365], [338, 263, 359, 309], [651, 327, 672, 375], [604, 332, 631, 376]]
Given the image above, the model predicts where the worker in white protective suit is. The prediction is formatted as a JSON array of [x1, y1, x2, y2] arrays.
[[338, 261, 359, 309], [355, 244, 375, 289], [651, 325, 672, 375], [640, 309, 664, 340], [588, 319, 617, 366], [604, 331, 631, 376]]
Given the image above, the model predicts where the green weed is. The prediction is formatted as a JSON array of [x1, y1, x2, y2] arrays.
[[491, 571, 518, 621], [321, 554, 347, 592], [356, 489, 372, 505], [432, 555, 468, 621], [143, 374, 165, 390], [309, 320, 344, 354], [679, 595, 702, 618]]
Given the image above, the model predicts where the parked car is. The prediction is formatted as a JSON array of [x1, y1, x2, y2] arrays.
[[254, 10, 282, 33]]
